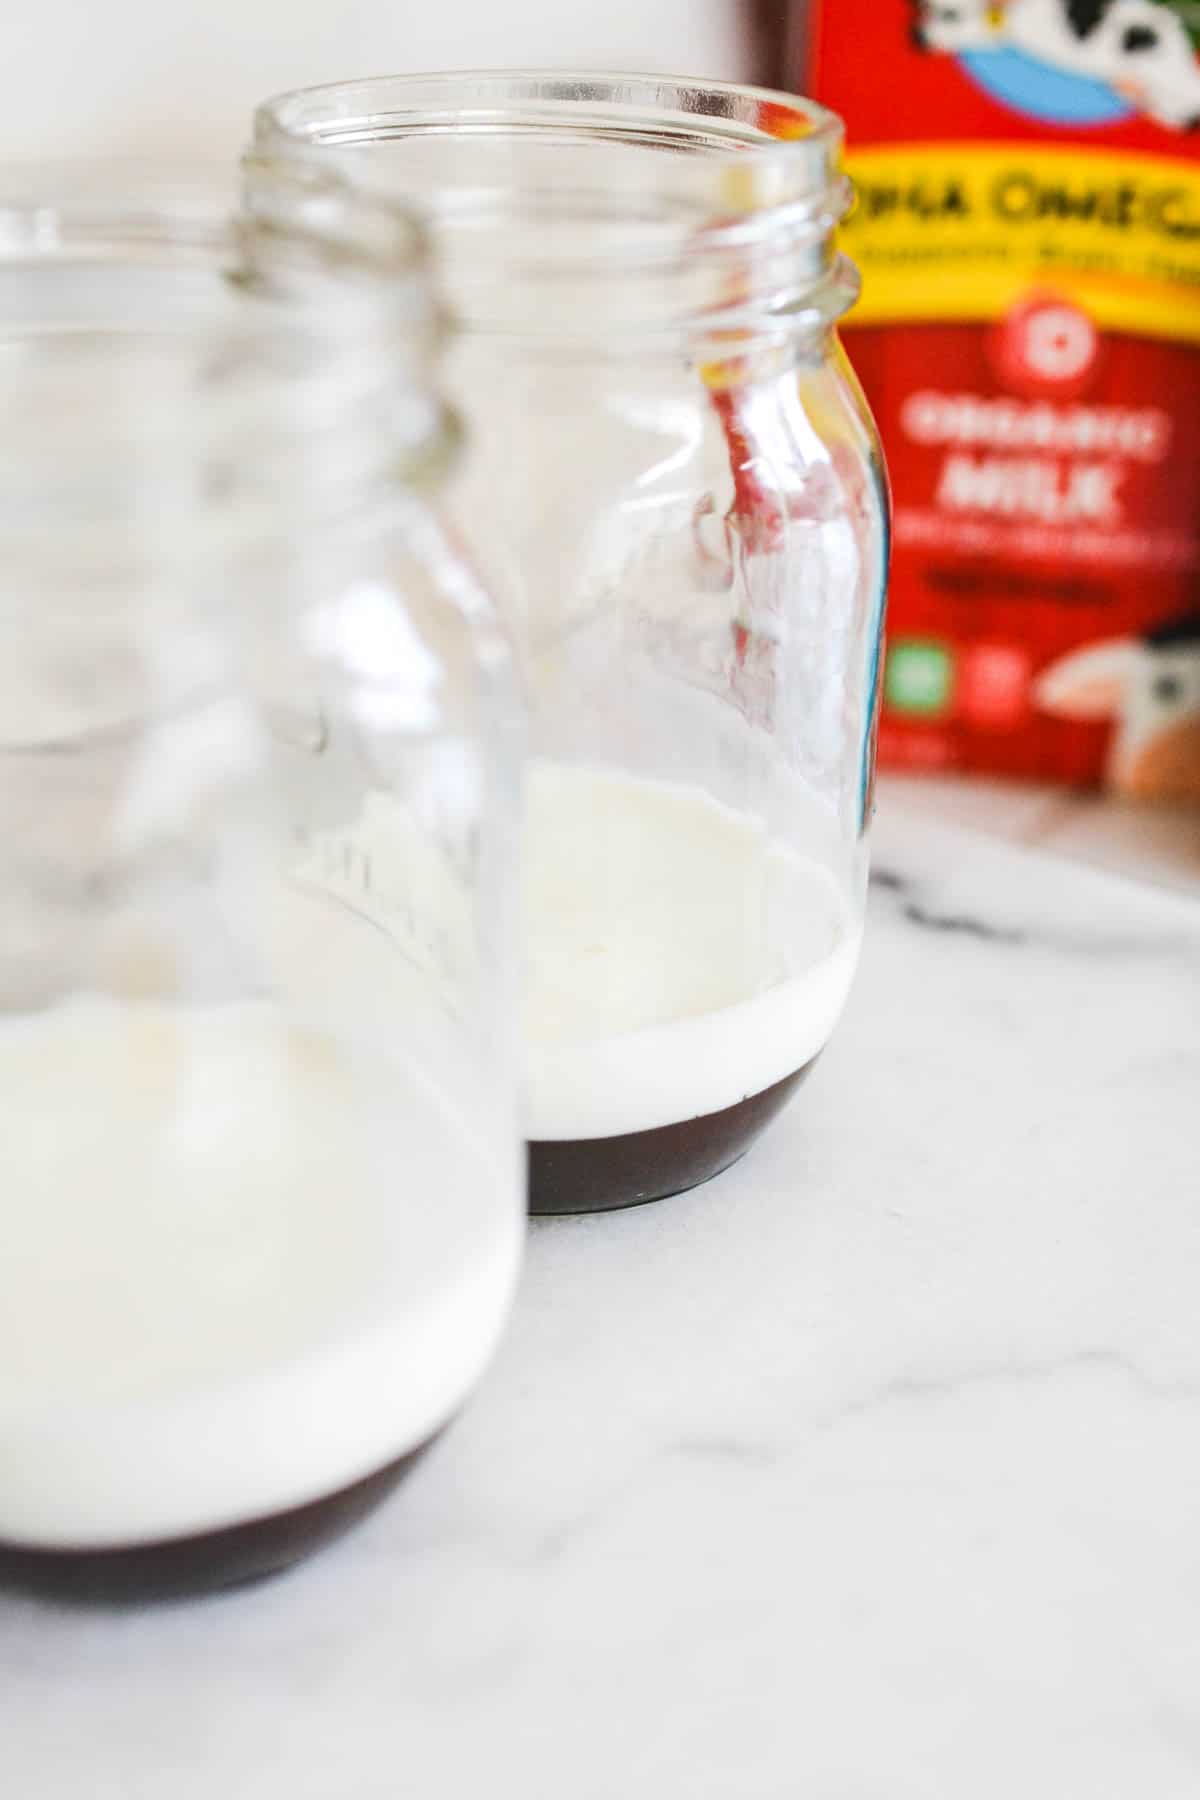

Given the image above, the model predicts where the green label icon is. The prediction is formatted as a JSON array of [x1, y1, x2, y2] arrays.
[[885, 638, 954, 718]]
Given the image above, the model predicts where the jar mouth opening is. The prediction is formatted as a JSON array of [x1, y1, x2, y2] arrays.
[[255, 73, 853, 339], [256, 70, 843, 209], [258, 71, 840, 155]]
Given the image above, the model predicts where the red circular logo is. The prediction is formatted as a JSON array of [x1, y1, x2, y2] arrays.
[[992, 295, 1102, 398]]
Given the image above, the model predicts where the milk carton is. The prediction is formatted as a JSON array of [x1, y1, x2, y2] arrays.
[[789, 0, 1200, 798]]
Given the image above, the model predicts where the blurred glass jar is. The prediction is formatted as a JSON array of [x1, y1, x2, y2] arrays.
[[0, 166, 522, 1601], [255, 74, 889, 1215]]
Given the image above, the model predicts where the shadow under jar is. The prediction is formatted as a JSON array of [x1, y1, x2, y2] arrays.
[[255, 74, 890, 1214], [0, 168, 522, 1601]]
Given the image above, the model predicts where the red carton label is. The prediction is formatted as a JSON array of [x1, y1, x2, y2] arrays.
[[802, 0, 1200, 798]]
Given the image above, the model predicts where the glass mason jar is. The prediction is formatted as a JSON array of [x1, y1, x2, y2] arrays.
[[0, 167, 522, 1601], [255, 75, 889, 1215]]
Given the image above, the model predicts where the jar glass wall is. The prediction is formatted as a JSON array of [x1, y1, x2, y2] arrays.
[[255, 75, 889, 1214], [0, 168, 522, 1600]]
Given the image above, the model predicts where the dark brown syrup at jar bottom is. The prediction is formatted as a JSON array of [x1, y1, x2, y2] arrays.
[[0, 1432, 443, 1606], [528, 1060, 816, 1215]]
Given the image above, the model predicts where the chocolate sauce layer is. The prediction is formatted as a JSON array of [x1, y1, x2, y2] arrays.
[[0, 1436, 440, 1605], [529, 1063, 814, 1214]]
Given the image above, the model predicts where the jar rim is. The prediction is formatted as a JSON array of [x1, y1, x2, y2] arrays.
[[255, 71, 844, 209], [256, 71, 842, 141], [0, 158, 431, 307], [0, 161, 450, 546]]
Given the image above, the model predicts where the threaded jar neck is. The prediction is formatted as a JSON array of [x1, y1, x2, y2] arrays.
[[253, 72, 857, 353]]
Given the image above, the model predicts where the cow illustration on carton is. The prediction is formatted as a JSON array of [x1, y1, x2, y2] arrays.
[[914, 0, 1200, 130], [1035, 614, 1200, 799]]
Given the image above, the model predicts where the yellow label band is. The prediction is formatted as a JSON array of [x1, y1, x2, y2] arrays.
[[842, 143, 1200, 343]]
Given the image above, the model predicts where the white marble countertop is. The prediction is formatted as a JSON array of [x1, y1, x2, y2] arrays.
[[881, 772, 1200, 898], [5, 787, 1200, 1798]]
